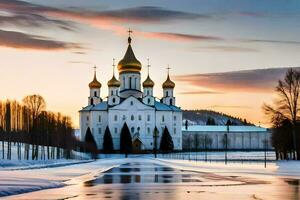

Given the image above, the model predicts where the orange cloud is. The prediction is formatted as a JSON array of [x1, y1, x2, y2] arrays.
[[175, 67, 300, 93]]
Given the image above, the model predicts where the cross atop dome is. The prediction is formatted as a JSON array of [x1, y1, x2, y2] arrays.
[[128, 28, 133, 44]]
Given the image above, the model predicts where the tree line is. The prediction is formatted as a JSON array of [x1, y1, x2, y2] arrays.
[[0, 94, 81, 160]]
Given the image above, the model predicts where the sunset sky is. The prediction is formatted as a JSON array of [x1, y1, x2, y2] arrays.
[[1, 0, 300, 127]]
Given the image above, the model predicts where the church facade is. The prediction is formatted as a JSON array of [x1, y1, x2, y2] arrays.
[[79, 35, 182, 151]]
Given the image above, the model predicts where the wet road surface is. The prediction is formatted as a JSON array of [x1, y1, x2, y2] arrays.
[[5, 160, 300, 200]]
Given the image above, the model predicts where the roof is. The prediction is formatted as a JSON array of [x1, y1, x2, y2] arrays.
[[182, 125, 268, 132], [154, 101, 181, 112], [80, 100, 181, 112], [80, 101, 108, 112]]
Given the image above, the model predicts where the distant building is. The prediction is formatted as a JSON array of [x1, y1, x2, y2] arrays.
[[182, 125, 272, 150], [79, 33, 182, 151]]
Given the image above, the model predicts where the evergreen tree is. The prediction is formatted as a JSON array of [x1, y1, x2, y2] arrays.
[[103, 126, 114, 153], [226, 119, 232, 126], [206, 117, 216, 125], [120, 123, 132, 157], [159, 126, 174, 152], [85, 127, 97, 158]]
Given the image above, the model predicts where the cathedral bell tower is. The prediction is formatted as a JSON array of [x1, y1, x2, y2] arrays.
[[142, 59, 155, 105], [162, 67, 176, 106], [108, 59, 121, 106], [118, 29, 143, 99], [88, 66, 102, 106]]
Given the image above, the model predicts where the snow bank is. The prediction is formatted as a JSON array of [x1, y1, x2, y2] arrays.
[[156, 158, 300, 178], [0, 159, 93, 170]]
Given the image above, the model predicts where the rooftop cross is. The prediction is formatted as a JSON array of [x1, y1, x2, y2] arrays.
[[167, 65, 171, 75], [93, 65, 97, 73], [147, 58, 151, 75], [128, 28, 132, 37], [128, 28, 133, 44], [112, 58, 116, 75]]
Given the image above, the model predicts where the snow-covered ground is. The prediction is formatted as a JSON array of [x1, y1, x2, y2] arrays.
[[1, 154, 300, 198], [0, 157, 127, 197]]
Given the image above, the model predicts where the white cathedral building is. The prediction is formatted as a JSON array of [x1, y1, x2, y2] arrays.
[[79, 35, 182, 151]]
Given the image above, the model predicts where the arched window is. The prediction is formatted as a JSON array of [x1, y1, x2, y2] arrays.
[[135, 77, 137, 89], [90, 98, 94, 105], [147, 90, 150, 96], [131, 127, 135, 133], [94, 91, 97, 97], [114, 115, 118, 121], [166, 91, 169, 97], [147, 115, 150, 121], [131, 115, 134, 121], [170, 99, 173, 105], [162, 115, 165, 122], [148, 98, 150, 104], [111, 90, 113, 96], [98, 115, 101, 122], [112, 98, 115, 103], [138, 115, 142, 121]]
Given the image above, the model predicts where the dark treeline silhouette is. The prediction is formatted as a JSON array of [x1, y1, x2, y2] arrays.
[[0, 95, 84, 160], [183, 109, 254, 126], [264, 69, 300, 160]]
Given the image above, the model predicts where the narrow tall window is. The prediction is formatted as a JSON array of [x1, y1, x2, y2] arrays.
[[94, 91, 97, 97], [147, 127, 151, 135], [174, 128, 176, 135], [114, 127, 118, 134], [131, 127, 135, 133], [114, 115, 118, 121], [162, 115, 165, 122], [131, 115, 134, 121], [170, 99, 173, 105], [129, 77, 132, 89], [98, 115, 101, 122], [147, 115, 150, 121], [98, 128, 102, 134], [87, 116, 89, 121], [166, 91, 169, 96], [138, 115, 142, 121]]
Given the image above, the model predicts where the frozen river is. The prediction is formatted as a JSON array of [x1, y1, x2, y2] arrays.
[[3, 158, 300, 200]]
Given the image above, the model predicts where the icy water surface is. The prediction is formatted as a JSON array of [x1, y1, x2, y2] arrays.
[[5, 161, 300, 200]]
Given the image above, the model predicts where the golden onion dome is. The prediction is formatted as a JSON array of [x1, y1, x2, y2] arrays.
[[117, 37, 142, 73], [89, 72, 101, 88], [143, 75, 154, 88], [107, 75, 120, 87], [162, 74, 175, 89]]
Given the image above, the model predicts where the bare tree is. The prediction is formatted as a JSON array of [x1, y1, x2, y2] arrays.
[[263, 68, 300, 160]]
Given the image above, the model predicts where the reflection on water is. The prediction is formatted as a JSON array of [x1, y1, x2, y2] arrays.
[[84, 164, 200, 186], [6, 161, 300, 200]]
